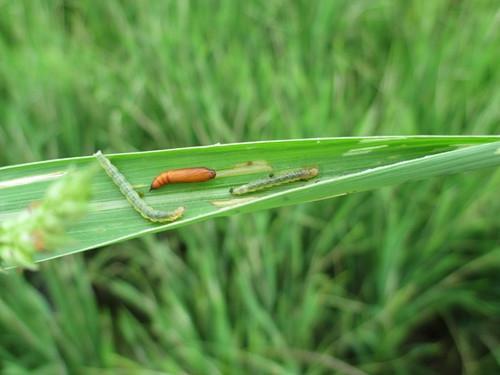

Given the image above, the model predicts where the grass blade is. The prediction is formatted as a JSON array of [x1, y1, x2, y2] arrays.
[[0, 136, 498, 264]]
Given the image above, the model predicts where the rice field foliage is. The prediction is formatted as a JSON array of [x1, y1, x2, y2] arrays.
[[0, 0, 499, 373]]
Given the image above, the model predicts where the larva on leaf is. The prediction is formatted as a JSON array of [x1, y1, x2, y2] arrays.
[[230, 167, 319, 195], [150, 167, 216, 190], [94, 151, 184, 223]]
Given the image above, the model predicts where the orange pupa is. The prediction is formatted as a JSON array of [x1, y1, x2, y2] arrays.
[[150, 167, 216, 190]]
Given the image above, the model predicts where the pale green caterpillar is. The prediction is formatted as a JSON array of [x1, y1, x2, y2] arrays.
[[230, 167, 319, 195], [95, 151, 184, 223]]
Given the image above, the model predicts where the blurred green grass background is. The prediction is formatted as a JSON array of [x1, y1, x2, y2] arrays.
[[0, 0, 499, 373]]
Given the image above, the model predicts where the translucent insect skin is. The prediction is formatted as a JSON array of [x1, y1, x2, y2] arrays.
[[230, 167, 319, 195], [150, 167, 216, 190], [94, 151, 184, 223]]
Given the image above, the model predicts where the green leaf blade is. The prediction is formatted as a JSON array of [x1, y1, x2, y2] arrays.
[[0, 136, 498, 264]]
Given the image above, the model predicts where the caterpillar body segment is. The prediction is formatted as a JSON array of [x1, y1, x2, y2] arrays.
[[94, 151, 184, 223], [230, 167, 319, 195]]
